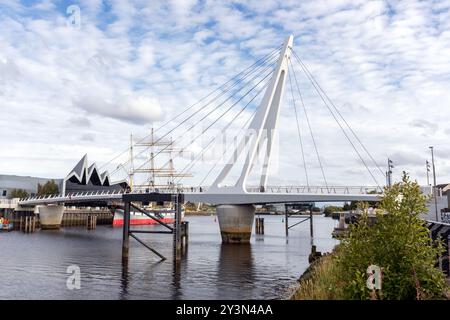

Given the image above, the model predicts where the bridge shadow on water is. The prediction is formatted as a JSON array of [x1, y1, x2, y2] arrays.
[[216, 243, 255, 299]]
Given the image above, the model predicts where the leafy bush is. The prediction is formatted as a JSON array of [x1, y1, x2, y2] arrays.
[[9, 188, 29, 199], [336, 172, 447, 299], [343, 202, 357, 211], [37, 180, 59, 196], [323, 205, 343, 217]]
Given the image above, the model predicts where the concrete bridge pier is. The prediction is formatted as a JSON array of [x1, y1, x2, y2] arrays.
[[216, 204, 255, 243], [37, 205, 65, 230]]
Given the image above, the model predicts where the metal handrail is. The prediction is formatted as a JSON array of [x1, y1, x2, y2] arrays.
[[17, 184, 383, 206]]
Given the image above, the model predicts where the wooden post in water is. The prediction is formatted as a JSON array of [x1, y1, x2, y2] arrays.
[[255, 217, 265, 234], [181, 221, 189, 247], [261, 218, 264, 234], [173, 194, 182, 261], [309, 204, 314, 238], [122, 202, 131, 260], [284, 204, 289, 237], [22, 216, 36, 233], [87, 215, 97, 230]]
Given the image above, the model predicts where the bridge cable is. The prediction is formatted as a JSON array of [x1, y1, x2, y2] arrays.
[[111, 57, 278, 177], [150, 45, 281, 137], [126, 62, 275, 176], [128, 65, 275, 179], [292, 50, 385, 178], [197, 108, 258, 188], [287, 63, 310, 189], [145, 80, 267, 187], [100, 46, 281, 170], [288, 58, 329, 190], [106, 50, 279, 173], [173, 80, 269, 185], [291, 51, 381, 187]]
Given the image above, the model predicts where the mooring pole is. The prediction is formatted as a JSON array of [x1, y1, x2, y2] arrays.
[[309, 204, 314, 238], [184, 221, 189, 244], [181, 221, 189, 247], [173, 193, 182, 261], [261, 218, 264, 234], [284, 204, 288, 237], [122, 201, 131, 260]]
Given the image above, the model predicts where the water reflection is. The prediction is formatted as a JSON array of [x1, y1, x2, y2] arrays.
[[216, 244, 255, 299], [0, 216, 338, 300], [120, 259, 129, 299]]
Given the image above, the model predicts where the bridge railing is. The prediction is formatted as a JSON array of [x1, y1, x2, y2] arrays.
[[145, 185, 383, 194], [18, 189, 129, 204], [246, 185, 384, 194], [18, 185, 383, 205]]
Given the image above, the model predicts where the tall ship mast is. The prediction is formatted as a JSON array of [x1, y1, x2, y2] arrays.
[[130, 127, 191, 192], [112, 129, 190, 227]]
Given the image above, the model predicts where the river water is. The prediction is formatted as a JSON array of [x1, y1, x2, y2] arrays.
[[0, 215, 338, 300]]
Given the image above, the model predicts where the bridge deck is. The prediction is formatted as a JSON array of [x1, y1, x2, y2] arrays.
[[184, 192, 380, 205], [17, 189, 381, 207]]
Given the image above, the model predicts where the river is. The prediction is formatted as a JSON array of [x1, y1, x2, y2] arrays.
[[0, 215, 338, 300]]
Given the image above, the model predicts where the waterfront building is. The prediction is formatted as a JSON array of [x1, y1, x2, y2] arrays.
[[0, 174, 62, 199], [0, 155, 127, 200], [62, 154, 127, 195]]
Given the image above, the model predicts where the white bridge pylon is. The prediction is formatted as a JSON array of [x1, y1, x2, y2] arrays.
[[208, 35, 293, 195]]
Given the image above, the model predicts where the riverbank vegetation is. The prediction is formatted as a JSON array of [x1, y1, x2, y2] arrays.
[[9, 188, 28, 198], [293, 173, 450, 300], [37, 180, 59, 196], [184, 202, 216, 215]]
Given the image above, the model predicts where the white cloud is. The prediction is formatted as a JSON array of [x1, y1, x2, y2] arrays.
[[0, 0, 450, 188], [74, 94, 162, 124]]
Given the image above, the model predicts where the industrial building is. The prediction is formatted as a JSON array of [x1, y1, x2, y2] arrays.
[[0, 174, 62, 199]]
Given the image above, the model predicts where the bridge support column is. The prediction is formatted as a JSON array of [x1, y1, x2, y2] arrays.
[[37, 205, 65, 230], [217, 204, 255, 244]]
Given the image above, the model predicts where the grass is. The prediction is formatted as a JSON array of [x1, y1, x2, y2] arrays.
[[291, 251, 450, 300], [291, 253, 345, 300]]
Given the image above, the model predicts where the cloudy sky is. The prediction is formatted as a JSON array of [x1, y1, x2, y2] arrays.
[[1, 0, 450, 189]]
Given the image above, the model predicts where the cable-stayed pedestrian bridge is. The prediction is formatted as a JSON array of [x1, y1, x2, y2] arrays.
[[17, 35, 386, 243], [18, 185, 381, 207]]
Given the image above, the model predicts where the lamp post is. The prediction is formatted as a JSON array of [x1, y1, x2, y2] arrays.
[[386, 158, 394, 188], [426, 160, 431, 186], [429, 146, 438, 221]]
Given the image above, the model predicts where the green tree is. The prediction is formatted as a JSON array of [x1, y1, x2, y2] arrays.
[[323, 205, 343, 217], [336, 172, 447, 300], [343, 202, 358, 211], [37, 180, 59, 196], [9, 189, 29, 199]]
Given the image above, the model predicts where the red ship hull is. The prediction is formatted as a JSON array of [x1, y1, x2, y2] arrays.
[[112, 217, 175, 227], [112, 208, 178, 227]]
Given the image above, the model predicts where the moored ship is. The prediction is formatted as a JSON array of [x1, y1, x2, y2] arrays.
[[112, 208, 184, 226]]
